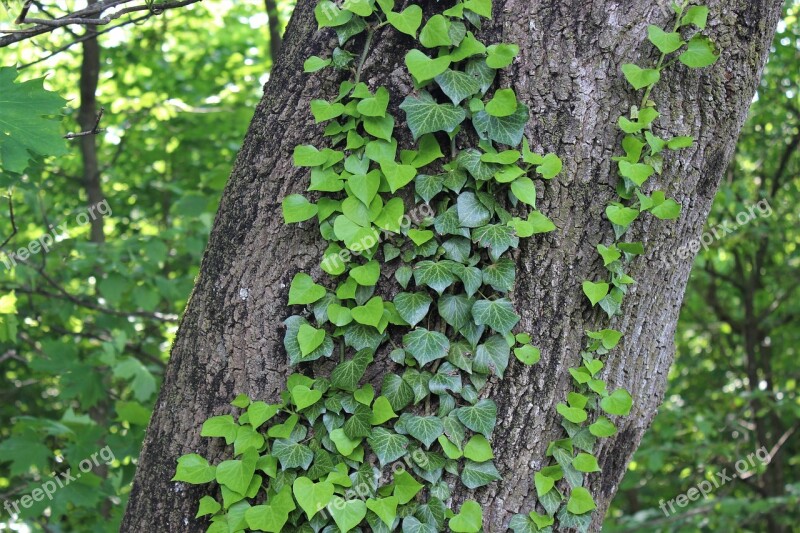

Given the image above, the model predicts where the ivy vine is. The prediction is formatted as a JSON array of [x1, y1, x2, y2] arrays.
[[173, 1, 718, 532]]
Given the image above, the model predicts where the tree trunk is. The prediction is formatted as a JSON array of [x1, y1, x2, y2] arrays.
[[121, 1, 782, 531]]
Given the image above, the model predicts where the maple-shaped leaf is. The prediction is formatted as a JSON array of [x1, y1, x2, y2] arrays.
[[0, 67, 67, 174]]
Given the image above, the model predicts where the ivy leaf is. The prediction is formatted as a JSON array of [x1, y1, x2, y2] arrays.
[[297, 324, 326, 356], [681, 5, 709, 29], [485, 88, 518, 117], [566, 487, 596, 515], [350, 260, 380, 286], [344, 404, 374, 439], [679, 35, 719, 68], [621, 64, 661, 90], [463, 0, 492, 18], [485, 43, 519, 68], [471, 298, 519, 334], [600, 389, 633, 416], [437, 293, 474, 330], [331, 349, 374, 391], [472, 103, 529, 146], [304, 56, 331, 73], [456, 191, 491, 228], [382, 374, 414, 411], [245, 485, 296, 532], [356, 86, 390, 117], [394, 292, 433, 327], [386, 4, 423, 37], [435, 69, 481, 105], [474, 334, 511, 377], [605, 204, 639, 227], [482, 259, 515, 292], [419, 14, 452, 48], [367, 427, 409, 466], [647, 25, 684, 54], [282, 194, 318, 223], [216, 449, 257, 495], [456, 399, 496, 437], [196, 495, 221, 518], [404, 415, 444, 448], [0, 67, 67, 174], [405, 50, 452, 84], [514, 345, 540, 365], [472, 224, 519, 261], [415, 173, 445, 203], [173, 454, 216, 484], [288, 273, 326, 305], [400, 91, 466, 140], [293, 477, 335, 520], [572, 453, 601, 473], [201, 415, 238, 445], [618, 161, 654, 186], [315, 1, 353, 27], [381, 160, 417, 193], [272, 439, 314, 470], [285, 315, 334, 364], [582, 281, 609, 307], [463, 435, 494, 462], [327, 496, 367, 532], [449, 500, 483, 532], [650, 198, 682, 220], [393, 470, 424, 504], [403, 328, 450, 367], [351, 296, 384, 328], [366, 496, 399, 527], [461, 459, 502, 489], [589, 417, 617, 437], [329, 428, 361, 456], [414, 260, 457, 294], [510, 177, 537, 206]]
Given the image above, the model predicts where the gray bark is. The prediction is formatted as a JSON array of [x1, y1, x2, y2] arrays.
[[121, 0, 783, 531]]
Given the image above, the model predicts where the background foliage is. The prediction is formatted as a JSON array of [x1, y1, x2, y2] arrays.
[[0, 1, 796, 532]]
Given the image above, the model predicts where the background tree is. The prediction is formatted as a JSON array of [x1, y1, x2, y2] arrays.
[[118, 0, 784, 531]]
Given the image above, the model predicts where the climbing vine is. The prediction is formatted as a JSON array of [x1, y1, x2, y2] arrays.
[[173, 1, 718, 532]]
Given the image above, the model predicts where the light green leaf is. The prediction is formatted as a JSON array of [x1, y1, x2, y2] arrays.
[[600, 389, 633, 416], [293, 477, 335, 520], [681, 6, 709, 29], [297, 324, 325, 356], [605, 204, 639, 227], [201, 415, 238, 445], [514, 345, 540, 365], [510, 176, 537, 206], [464, 435, 494, 462], [449, 500, 483, 532], [647, 25, 684, 54], [621, 63, 661, 90], [582, 281, 609, 306], [327, 496, 367, 532], [173, 454, 216, 484], [566, 487, 596, 515], [485, 43, 519, 68], [289, 273, 327, 305], [393, 470, 423, 504], [573, 453, 601, 473], [485, 88, 518, 117], [419, 14, 452, 48], [386, 5, 423, 37], [282, 194, 318, 223], [304, 56, 331, 73], [405, 50, 452, 83]]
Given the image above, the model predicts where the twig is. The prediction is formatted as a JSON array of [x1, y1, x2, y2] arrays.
[[64, 107, 105, 139], [0, 196, 17, 250], [14, 0, 33, 24]]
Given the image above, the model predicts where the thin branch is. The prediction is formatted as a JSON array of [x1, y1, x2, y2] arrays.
[[0, 196, 17, 251], [64, 106, 105, 139]]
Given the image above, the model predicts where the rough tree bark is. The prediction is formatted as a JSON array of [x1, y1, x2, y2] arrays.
[[122, 1, 782, 531]]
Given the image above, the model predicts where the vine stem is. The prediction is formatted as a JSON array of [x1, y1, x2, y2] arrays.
[[639, 5, 686, 109], [355, 27, 375, 84]]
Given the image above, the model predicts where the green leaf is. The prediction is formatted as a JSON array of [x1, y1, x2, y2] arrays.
[[534, 472, 555, 497], [297, 324, 326, 356], [461, 459, 502, 489], [404, 415, 444, 448], [290, 384, 323, 410], [514, 345, 540, 365], [618, 161, 654, 186], [587, 328, 623, 350], [400, 91, 466, 140], [537, 153, 562, 179], [457, 191, 491, 228], [272, 438, 314, 469], [331, 349, 374, 391], [201, 415, 238, 445], [310, 99, 345, 122], [382, 374, 414, 411], [216, 449, 257, 495], [600, 389, 633, 416], [245, 485, 296, 532], [0, 67, 67, 174], [621, 64, 661, 90], [173, 454, 216, 484], [647, 25, 684, 54], [589, 416, 617, 437], [456, 399, 497, 437], [566, 487, 596, 515], [605, 204, 639, 227], [329, 428, 361, 456], [196, 495, 222, 518], [471, 298, 519, 334], [289, 273, 327, 305], [282, 194, 318, 223], [304, 56, 331, 73], [650, 197, 682, 220], [474, 334, 511, 377], [351, 296, 384, 327], [435, 69, 481, 105], [381, 160, 417, 193], [371, 396, 398, 425], [342, 0, 373, 16], [464, 435, 494, 462], [582, 281, 609, 306], [485, 88, 518, 117], [394, 292, 433, 327], [681, 6, 709, 29], [356, 86, 390, 117], [403, 328, 450, 367], [449, 500, 483, 532], [414, 260, 457, 294], [393, 470, 424, 505], [573, 453, 601, 473], [386, 5, 423, 37], [437, 293, 474, 330], [482, 259, 515, 292], [485, 43, 519, 68], [293, 477, 335, 520], [368, 426, 409, 466], [350, 260, 380, 286], [472, 104, 529, 146], [315, 1, 353, 27], [294, 144, 329, 166], [679, 35, 719, 67], [510, 177, 537, 206], [405, 50, 452, 83], [556, 402, 587, 423], [419, 14, 452, 48], [366, 496, 399, 527], [327, 496, 367, 532]]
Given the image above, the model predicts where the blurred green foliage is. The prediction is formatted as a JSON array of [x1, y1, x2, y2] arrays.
[[0, 1, 292, 530], [607, 2, 800, 531]]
